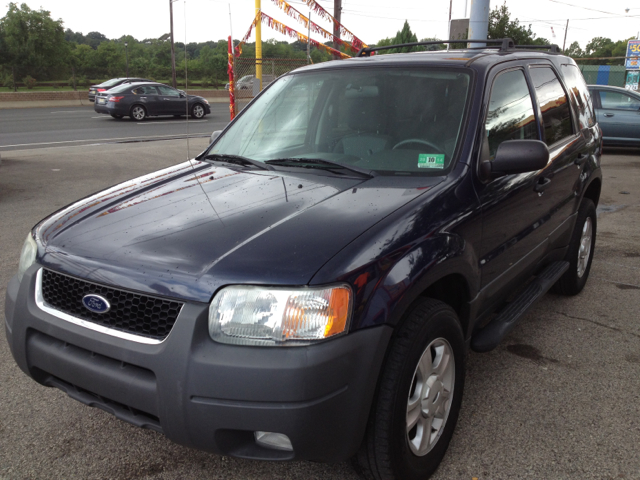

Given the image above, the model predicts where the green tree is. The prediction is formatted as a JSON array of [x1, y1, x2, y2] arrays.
[[377, 21, 421, 54], [0, 2, 69, 85], [565, 41, 583, 57], [488, 3, 548, 46]]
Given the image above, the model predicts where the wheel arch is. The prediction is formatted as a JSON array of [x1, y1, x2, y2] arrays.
[[582, 176, 601, 207]]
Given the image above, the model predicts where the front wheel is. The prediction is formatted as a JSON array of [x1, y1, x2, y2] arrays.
[[191, 103, 206, 119], [552, 198, 597, 295], [130, 105, 147, 121], [353, 298, 466, 480]]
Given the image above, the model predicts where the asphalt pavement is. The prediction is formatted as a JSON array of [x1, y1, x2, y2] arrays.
[[0, 141, 639, 480], [0, 103, 230, 152]]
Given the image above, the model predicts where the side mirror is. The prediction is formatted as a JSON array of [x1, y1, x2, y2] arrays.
[[179, 91, 186, 98], [210, 130, 222, 144], [480, 140, 549, 180]]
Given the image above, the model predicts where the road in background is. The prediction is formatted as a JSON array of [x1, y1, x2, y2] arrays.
[[0, 104, 230, 151], [0, 142, 639, 479]]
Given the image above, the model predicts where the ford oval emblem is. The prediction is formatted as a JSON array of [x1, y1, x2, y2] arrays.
[[82, 294, 111, 314]]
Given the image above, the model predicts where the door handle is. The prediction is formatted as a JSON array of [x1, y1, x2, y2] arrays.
[[575, 153, 589, 166], [534, 177, 551, 194], [603, 113, 614, 117]]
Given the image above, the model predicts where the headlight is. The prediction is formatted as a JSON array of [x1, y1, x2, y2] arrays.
[[209, 285, 352, 346], [17, 233, 37, 283]]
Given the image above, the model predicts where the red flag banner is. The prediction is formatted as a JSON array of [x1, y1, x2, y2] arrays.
[[269, 0, 358, 53], [227, 36, 236, 120], [259, 12, 351, 59], [235, 13, 259, 57], [301, 0, 367, 51]]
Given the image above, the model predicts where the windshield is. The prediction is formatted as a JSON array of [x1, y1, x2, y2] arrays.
[[209, 67, 471, 174], [108, 83, 136, 93], [100, 78, 124, 87]]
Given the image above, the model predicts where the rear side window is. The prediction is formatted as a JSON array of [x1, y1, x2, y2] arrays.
[[560, 64, 596, 129], [485, 69, 538, 159], [529, 67, 573, 145], [133, 86, 158, 95], [599, 90, 640, 110]]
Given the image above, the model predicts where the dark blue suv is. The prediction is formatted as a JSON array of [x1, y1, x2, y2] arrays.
[[5, 39, 602, 480]]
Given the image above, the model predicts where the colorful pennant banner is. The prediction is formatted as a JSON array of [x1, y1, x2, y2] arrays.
[[235, 12, 352, 60], [301, 0, 367, 51], [260, 12, 351, 59], [269, 0, 359, 53]]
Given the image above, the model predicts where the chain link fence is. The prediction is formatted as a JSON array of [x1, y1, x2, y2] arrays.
[[577, 65, 626, 87], [233, 58, 309, 111]]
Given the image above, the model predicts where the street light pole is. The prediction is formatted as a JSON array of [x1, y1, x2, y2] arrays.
[[124, 42, 129, 77], [170, 0, 177, 89]]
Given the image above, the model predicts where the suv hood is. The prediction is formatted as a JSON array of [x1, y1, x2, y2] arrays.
[[36, 161, 441, 303]]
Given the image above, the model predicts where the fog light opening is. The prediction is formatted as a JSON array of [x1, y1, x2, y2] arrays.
[[254, 431, 293, 451]]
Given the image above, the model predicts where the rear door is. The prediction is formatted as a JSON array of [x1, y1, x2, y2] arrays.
[[132, 85, 160, 115]]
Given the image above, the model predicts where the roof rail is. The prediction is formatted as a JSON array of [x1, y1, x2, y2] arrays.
[[514, 44, 561, 53], [356, 38, 515, 57]]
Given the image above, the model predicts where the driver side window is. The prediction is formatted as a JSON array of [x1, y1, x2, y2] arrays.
[[484, 69, 539, 160]]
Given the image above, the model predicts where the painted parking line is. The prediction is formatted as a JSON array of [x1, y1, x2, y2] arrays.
[[0, 133, 209, 149], [136, 120, 209, 125]]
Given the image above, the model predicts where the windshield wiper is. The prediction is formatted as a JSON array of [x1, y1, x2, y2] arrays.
[[202, 153, 273, 171], [265, 157, 375, 178]]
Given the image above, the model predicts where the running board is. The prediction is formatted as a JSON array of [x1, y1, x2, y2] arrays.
[[471, 261, 570, 353]]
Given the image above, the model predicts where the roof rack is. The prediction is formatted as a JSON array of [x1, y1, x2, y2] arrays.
[[356, 38, 561, 57]]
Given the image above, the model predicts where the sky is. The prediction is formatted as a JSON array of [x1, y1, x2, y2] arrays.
[[2, 0, 640, 51]]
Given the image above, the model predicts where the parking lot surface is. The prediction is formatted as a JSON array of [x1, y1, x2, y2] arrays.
[[1, 142, 639, 479], [0, 104, 229, 151]]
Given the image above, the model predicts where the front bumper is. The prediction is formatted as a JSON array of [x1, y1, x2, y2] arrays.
[[5, 266, 391, 462]]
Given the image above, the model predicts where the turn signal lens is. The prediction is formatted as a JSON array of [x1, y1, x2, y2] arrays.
[[208, 285, 352, 346]]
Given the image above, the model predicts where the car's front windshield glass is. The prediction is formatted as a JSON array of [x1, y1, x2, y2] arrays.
[[208, 67, 471, 174], [108, 84, 134, 94], [100, 78, 122, 87]]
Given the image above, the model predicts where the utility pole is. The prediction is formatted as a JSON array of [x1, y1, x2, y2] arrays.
[[169, 0, 177, 89], [333, 0, 342, 60], [562, 19, 569, 51], [125, 42, 129, 77], [468, 0, 490, 49], [255, 0, 262, 90], [307, 11, 311, 64]]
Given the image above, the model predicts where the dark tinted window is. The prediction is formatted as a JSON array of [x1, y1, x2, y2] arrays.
[[560, 64, 595, 129], [132, 86, 158, 95], [485, 69, 538, 159], [599, 90, 640, 110], [529, 67, 573, 144]]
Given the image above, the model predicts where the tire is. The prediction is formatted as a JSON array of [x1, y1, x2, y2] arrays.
[[551, 198, 597, 295], [110, 114, 123, 119], [191, 103, 206, 119], [353, 298, 466, 480], [130, 105, 147, 121]]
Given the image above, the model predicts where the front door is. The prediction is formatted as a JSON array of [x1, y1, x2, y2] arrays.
[[593, 88, 640, 143], [475, 66, 550, 303], [156, 85, 186, 115]]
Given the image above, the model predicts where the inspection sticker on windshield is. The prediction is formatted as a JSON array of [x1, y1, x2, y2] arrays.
[[418, 154, 445, 169]]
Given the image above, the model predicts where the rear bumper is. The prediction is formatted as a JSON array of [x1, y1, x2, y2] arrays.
[[5, 266, 392, 462]]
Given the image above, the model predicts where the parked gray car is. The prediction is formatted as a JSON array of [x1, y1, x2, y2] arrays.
[[588, 85, 640, 146]]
